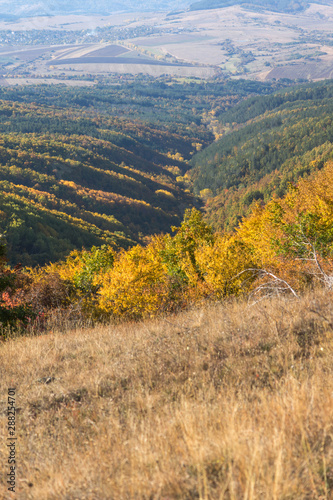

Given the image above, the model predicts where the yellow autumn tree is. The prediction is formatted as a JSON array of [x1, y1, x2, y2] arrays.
[[29, 245, 115, 318], [98, 236, 169, 320], [236, 161, 333, 292], [195, 234, 255, 299]]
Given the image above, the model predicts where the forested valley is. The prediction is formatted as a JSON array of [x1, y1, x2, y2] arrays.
[[1, 77, 333, 329], [190, 80, 333, 230], [0, 77, 283, 266]]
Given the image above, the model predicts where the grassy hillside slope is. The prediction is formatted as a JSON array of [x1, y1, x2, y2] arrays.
[[0, 291, 332, 499], [190, 81, 333, 230], [0, 79, 332, 499]]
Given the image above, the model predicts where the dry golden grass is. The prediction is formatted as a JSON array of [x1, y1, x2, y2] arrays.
[[1, 290, 332, 499]]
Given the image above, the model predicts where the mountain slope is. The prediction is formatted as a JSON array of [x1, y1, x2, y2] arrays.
[[189, 80, 333, 230], [0, 100, 198, 266], [189, 0, 309, 12]]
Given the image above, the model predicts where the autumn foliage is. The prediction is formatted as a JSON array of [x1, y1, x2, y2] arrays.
[[2, 159, 333, 334]]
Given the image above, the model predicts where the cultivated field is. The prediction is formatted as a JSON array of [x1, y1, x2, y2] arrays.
[[3, 78, 96, 87], [47, 62, 217, 77], [126, 4, 333, 79], [0, 289, 332, 499], [0, 13, 144, 31], [0, 4, 332, 80], [84, 45, 130, 57], [265, 61, 333, 81]]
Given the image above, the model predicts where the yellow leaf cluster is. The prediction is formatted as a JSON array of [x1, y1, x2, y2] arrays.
[[98, 237, 169, 319], [23, 163, 333, 322]]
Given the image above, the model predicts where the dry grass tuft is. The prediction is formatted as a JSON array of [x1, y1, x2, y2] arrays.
[[1, 289, 332, 499]]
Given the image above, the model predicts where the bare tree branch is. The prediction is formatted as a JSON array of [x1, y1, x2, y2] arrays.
[[232, 268, 299, 298]]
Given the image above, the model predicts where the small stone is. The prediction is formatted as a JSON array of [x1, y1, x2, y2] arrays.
[[38, 377, 56, 384]]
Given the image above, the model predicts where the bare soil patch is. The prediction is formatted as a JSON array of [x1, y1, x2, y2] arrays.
[[266, 61, 333, 81]]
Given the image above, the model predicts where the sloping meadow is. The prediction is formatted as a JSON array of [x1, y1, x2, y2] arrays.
[[0, 289, 332, 499]]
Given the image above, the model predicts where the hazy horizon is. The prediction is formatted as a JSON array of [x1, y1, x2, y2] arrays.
[[0, 0, 191, 17]]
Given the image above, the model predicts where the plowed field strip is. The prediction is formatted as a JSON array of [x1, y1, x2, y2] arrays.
[[49, 57, 193, 67]]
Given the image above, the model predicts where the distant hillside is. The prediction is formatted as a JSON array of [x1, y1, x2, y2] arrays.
[[190, 0, 309, 13], [189, 80, 333, 230], [0, 0, 190, 17], [0, 100, 197, 266]]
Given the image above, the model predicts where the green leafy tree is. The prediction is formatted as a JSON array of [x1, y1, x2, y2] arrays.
[[162, 208, 215, 283]]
